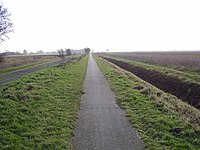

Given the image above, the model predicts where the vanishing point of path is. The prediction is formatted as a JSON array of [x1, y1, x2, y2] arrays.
[[72, 55, 145, 150]]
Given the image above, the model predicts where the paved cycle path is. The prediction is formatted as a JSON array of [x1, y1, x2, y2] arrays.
[[72, 55, 145, 150]]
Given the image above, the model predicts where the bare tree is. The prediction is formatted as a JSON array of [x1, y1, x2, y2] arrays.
[[57, 49, 65, 60], [0, 3, 12, 63], [0, 4, 13, 43], [65, 49, 71, 56], [84, 48, 91, 54]]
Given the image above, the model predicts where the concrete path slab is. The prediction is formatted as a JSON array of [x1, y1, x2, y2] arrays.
[[72, 55, 145, 150]]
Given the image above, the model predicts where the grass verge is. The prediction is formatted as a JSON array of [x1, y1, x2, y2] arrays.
[[94, 55, 200, 150], [0, 55, 88, 149], [0, 60, 55, 75], [0, 61, 42, 74], [0, 55, 60, 73]]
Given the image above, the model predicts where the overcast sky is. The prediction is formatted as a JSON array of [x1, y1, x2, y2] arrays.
[[1, 0, 200, 53]]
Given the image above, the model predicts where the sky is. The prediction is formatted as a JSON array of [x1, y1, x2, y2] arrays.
[[1, 0, 200, 53]]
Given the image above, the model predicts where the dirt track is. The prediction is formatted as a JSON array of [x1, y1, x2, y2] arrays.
[[102, 57, 200, 109], [0, 59, 63, 85]]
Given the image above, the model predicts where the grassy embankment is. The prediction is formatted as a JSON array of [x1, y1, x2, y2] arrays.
[[102, 55, 200, 83], [94, 56, 200, 150], [0, 55, 88, 149], [0, 61, 48, 75], [0, 55, 60, 74]]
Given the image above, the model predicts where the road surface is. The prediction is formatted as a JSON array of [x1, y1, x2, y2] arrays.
[[72, 55, 145, 150], [0, 59, 63, 85]]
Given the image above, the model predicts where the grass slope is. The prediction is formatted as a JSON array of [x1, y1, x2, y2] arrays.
[[94, 56, 200, 150], [0, 61, 46, 75], [0, 56, 88, 149]]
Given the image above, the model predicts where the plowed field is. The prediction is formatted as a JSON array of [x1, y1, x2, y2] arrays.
[[102, 57, 200, 109]]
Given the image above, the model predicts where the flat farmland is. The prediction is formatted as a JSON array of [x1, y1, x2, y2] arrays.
[[105, 51, 200, 70]]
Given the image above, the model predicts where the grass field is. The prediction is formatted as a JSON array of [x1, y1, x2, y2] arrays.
[[94, 55, 200, 150], [0, 61, 49, 75], [0, 55, 88, 149]]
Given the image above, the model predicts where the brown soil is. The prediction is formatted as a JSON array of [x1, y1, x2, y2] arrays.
[[102, 57, 200, 109]]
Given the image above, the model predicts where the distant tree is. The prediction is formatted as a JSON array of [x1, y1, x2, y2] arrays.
[[36, 50, 45, 54], [58, 49, 65, 60], [84, 48, 91, 54], [0, 53, 4, 63], [65, 49, 71, 56], [0, 3, 13, 43], [16, 51, 21, 55], [23, 49, 28, 55]]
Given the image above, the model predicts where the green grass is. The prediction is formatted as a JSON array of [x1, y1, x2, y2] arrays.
[[102, 55, 200, 84], [0, 55, 88, 149], [0, 55, 82, 75], [0, 60, 52, 75], [94, 56, 200, 150]]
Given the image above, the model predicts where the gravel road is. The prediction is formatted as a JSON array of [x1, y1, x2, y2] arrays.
[[72, 55, 145, 150], [0, 59, 63, 85]]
